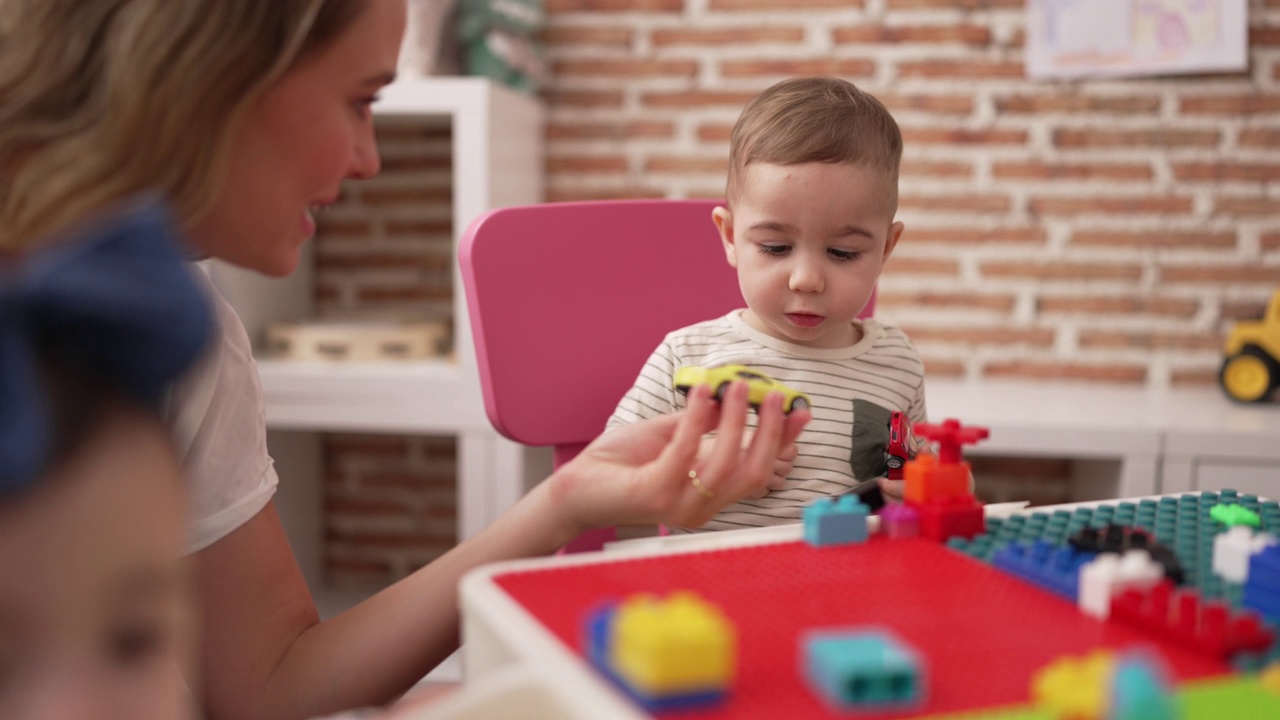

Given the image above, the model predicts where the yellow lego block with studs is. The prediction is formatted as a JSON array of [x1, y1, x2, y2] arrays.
[[611, 590, 736, 695], [1030, 649, 1116, 720]]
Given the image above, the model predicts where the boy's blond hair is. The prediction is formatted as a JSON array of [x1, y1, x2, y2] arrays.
[[0, 0, 364, 250], [726, 77, 902, 213]]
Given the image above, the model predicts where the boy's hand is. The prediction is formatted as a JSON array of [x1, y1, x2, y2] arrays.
[[878, 476, 905, 502]]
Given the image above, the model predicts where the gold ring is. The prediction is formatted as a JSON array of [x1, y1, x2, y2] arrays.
[[688, 469, 715, 499]]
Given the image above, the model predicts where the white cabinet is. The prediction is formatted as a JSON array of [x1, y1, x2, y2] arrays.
[[1160, 387, 1280, 497], [211, 78, 548, 589], [928, 380, 1280, 501]]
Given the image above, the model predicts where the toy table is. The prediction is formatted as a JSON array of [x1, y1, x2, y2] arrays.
[[458, 497, 1280, 719]]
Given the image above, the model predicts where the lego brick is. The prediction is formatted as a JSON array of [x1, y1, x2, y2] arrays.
[[582, 594, 734, 713], [904, 454, 971, 505], [1242, 581, 1280, 622], [914, 498, 985, 542], [499, 536, 1232, 719], [801, 628, 925, 711], [1109, 652, 1179, 720], [1078, 549, 1164, 619], [1029, 649, 1114, 719], [1213, 526, 1277, 584], [992, 540, 1097, 601], [1247, 545, 1280, 595], [610, 591, 735, 695], [803, 495, 869, 547], [1179, 675, 1280, 717], [881, 503, 920, 539], [1109, 581, 1275, 661], [1211, 503, 1262, 529]]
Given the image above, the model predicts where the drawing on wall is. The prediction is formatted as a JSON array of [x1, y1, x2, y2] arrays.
[[1027, 0, 1248, 79]]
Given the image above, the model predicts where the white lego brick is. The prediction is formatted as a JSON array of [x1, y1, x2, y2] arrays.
[[1079, 550, 1164, 620], [1212, 526, 1278, 584]]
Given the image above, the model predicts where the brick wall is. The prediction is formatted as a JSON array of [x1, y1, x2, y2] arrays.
[[315, 120, 458, 588], [544, 0, 1280, 387], [315, 0, 1280, 586]]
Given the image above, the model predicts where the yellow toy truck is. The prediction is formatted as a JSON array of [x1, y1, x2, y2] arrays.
[[1219, 290, 1280, 403]]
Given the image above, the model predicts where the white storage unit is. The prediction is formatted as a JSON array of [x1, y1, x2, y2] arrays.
[[211, 78, 549, 592]]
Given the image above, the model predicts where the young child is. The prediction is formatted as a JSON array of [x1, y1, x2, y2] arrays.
[[0, 200, 212, 719], [608, 77, 927, 532]]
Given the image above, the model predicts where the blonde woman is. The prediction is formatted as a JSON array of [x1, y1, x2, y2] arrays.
[[0, 1, 811, 718]]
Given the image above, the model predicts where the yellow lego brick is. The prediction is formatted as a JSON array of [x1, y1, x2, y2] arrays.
[[1030, 649, 1116, 720], [612, 591, 736, 695], [1262, 662, 1280, 695]]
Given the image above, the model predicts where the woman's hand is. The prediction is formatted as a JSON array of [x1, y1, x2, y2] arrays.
[[548, 381, 810, 532], [698, 432, 799, 500]]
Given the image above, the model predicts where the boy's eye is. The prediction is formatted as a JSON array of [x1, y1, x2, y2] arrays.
[[758, 244, 789, 256], [829, 249, 860, 262], [108, 623, 164, 666]]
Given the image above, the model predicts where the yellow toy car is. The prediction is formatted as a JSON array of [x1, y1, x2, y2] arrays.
[[1220, 289, 1280, 403], [673, 364, 811, 414]]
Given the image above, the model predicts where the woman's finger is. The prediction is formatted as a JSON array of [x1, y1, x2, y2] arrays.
[[697, 381, 750, 486]]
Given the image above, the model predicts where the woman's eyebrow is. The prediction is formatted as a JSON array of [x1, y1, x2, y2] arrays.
[[361, 71, 397, 88]]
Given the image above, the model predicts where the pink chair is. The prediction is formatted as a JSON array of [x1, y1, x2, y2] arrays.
[[458, 199, 875, 551]]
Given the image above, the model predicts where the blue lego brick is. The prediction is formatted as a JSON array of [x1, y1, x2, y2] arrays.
[[804, 495, 869, 547], [991, 540, 1097, 601], [1243, 583, 1280, 624], [583, 604, 729, 712], [1247, 545, 1280, 592], [802, 628, 924, 710]]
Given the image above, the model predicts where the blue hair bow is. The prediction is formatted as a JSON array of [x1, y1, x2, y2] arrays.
[[0, 198, 213, 494]]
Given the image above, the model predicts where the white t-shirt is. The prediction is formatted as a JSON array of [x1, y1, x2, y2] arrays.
[[166, 270, 278, 554]]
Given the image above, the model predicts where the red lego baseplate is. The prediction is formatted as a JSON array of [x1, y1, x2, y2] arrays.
[[492, 537, 1230, 720]]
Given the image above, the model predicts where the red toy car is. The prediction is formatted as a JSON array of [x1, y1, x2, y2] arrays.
[[885, 411, 915, 481]]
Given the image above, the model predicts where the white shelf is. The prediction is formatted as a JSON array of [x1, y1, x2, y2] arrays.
[[927, 378, 1165, 458], [256, 358, 491, 434]]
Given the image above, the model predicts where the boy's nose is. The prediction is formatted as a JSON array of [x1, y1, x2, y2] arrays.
[[789, 262, 824, 293]]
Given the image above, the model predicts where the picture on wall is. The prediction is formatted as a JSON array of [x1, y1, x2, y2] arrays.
[[1027, 0, 1248, 79]]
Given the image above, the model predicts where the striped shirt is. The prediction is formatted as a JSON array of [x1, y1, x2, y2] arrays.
[[607, 310, 927, 531]]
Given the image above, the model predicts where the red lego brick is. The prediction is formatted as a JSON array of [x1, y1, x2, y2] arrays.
[[904, 454, 972, 505], [1109, 580, 1275, 661], [913, 419, 989, 464], [912, 498, 986, 542]]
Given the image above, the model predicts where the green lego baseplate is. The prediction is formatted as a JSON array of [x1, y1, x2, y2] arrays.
[[947, 490, 1280, 668]]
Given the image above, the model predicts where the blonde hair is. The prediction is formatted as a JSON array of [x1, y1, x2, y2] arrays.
[[725, 77, 902, 212], [0, 0, 364, 249]]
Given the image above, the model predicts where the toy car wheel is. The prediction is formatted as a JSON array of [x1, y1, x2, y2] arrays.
[[1220, 346, 1278, 403], [885, 456, 903, 470], [714, 383, 729, 403], [789, 397, 809, 412]]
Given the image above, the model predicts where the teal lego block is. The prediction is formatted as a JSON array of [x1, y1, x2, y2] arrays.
[[803, 495, 870, 547], [1109, 653, 1180, 720], [801, 628, 925, 710]]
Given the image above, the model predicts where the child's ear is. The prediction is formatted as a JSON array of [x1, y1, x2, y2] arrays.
[[712, 206, 738, 268], [881, 220, 905, 265]]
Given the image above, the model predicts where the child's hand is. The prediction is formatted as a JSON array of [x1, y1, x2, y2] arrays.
[[878, 476, 905, 502]]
